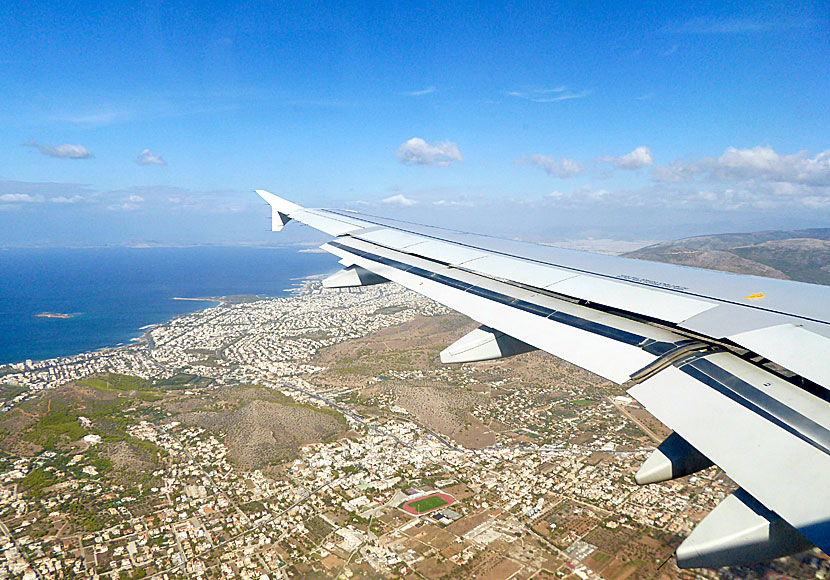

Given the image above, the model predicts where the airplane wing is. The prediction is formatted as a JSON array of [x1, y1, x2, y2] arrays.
[[256, 190, 830, 568]]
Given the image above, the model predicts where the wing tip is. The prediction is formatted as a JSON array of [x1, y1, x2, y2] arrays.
[[255, 190, 302, 213], [255, 190, 303, 232]]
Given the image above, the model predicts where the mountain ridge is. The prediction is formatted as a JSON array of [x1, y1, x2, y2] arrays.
[[625, 228, 830, 285]]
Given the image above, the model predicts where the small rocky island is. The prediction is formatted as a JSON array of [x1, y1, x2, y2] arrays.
[[35, 312, 77, 319]]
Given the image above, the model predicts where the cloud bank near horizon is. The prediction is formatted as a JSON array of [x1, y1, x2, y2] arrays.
[[2, 142, 829, 246]]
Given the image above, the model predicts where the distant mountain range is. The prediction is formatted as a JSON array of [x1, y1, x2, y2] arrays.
[[625, 228, 830, 286]]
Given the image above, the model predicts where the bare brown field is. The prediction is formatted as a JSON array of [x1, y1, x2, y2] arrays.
[[310, 311, 629, 449], [480, 557, 522, 580], [626, 407, 672, 441], [312, 313, 475, 382]]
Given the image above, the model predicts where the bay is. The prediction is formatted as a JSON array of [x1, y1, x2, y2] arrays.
[[0, 246, 338, 365]]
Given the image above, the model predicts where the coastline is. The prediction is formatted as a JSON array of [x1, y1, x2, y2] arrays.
[[0, 246, 339, 367], [172, 296, 225, 302], [1, 284, 320, 369]]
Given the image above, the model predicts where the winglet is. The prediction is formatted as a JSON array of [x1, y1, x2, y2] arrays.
[[256, 190, 303, 232]]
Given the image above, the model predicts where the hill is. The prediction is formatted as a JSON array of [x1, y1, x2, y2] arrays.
[[624, 228, 830, 285]]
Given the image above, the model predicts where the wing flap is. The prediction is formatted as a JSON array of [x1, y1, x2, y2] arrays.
[[629, 355, 830, 554], [347, 224, 718, 324], [405, 239, 490, 265], [729, 324, 830, 387], [323, 237, 684, 383], [301, 206, 830, 335], [460, 254, 579, 288], [547, 275, 717, 324]]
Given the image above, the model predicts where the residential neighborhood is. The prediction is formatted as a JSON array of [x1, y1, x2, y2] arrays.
[[0, 282, 824, 580]]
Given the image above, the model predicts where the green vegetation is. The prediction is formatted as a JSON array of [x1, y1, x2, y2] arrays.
[[155, 373, 214, 390], [87, 452, 113, 474], [24, 401, 87, 447], [409, 495, 449, 513], [230, 385, 347, 426], [239, 500, 265, 514], [194, 356, 221, 367], [0, 383, 26, 401], [77, 373, 154, 392], [20, 467, 58, 498], [10, 374, 167, 476], [131, 438, 161, 462], [135, 391, 163, 402], [572, 398, 594, 407], [373, 305, 406, 315]]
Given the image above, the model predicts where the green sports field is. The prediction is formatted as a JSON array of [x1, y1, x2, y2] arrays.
[[409, 495, 449, 513]]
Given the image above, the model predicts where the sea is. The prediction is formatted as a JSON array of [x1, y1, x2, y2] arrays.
[[0, 246, 339, 365]]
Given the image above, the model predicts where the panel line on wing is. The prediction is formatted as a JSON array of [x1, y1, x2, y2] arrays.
[[679, 358, 830, 456], [322, 209, 829, 327], [328, 240, 654, 350]]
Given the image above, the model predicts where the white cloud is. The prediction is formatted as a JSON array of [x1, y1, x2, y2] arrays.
[[396, 138, 463, 167], [651, 159, 700, 183], [0, 180, 93, 199], [58, 110, 130, 126], [0, 193, 40, 203], [432, 199, 474, 207], [105, 192, 147, 211], [506, 87, 590, 103], [107, 201, 142, 211], [802, 196, 830, 209], [524, 155, 584, 178], [653, 145, 830, 187], [602, 146, 653, 170], [136, 149, 167, 166], [401, 87, 437, 97], [50, 195, 84, 203], [381, 194, 417, 206], [24, 139, 94, 159], [571, 185, 611, 200], [543, 185, 613, 205], [714, 146, 830, 185], [664, 16, 809, 35]]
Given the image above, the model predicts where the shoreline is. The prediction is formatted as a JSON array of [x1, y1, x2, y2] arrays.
[[172, 296, 225, 302], [0, 245, 339, 367], [0, 283, 321, 368]]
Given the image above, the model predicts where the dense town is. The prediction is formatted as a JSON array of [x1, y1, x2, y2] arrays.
[[0, 281, 825, 580]]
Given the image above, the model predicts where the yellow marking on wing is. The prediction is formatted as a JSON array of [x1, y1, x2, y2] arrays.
[[744, 292, 765, 300]]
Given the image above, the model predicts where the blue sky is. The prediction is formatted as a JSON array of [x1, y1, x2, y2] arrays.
[[1, 0, 828, 246]]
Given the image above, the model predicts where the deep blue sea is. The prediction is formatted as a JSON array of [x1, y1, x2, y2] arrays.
[[0, 247, 339, 365]]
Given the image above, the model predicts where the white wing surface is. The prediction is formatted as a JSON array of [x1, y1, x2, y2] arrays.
[[257, 191, 830, 567]]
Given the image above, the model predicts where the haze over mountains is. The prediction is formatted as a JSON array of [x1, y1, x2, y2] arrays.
[[626, 228, 830, 286]]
